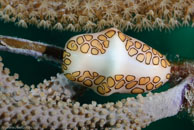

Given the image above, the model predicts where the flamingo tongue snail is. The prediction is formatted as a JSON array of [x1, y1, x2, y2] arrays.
[[0, 28, 171, 96], [62, 28, 171, 96]]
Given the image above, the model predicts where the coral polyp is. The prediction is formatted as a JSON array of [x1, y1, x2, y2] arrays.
[[0, 0, 193, 32]]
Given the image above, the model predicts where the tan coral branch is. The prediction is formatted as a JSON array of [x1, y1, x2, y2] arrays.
[[0, 56, 194, 129]]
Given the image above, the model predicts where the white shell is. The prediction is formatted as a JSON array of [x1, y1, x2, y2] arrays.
[[62, 28, 171, 96]]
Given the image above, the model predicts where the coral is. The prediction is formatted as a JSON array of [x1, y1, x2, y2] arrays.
[[186, 81, 194, 123], [0, 0, 193, 32], [170, 61, 194, 85], [0, 56, 194, 129]]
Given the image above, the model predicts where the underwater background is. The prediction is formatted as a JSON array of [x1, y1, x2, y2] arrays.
[[0, 20, 194, 130]]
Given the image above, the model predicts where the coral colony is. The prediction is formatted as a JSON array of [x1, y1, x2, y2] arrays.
[[0, 0, 193, 32], [0, 0, 193, 129], [0, 64, 193, 130]]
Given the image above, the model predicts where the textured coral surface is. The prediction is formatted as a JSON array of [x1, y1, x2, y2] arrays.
[[0, 56, 193, 129], [0, 0, 193, 32]]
